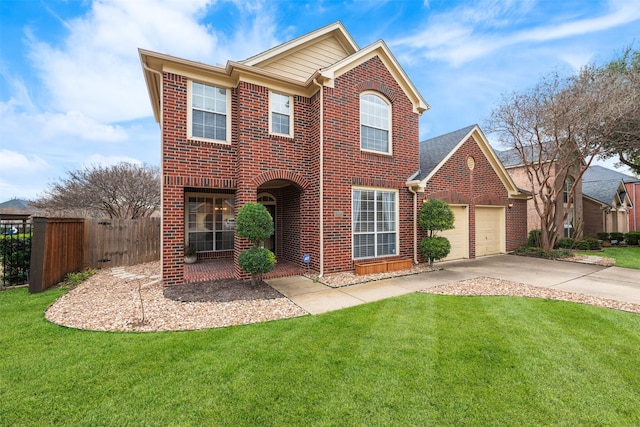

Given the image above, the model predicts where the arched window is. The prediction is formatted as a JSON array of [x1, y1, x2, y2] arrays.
[[360, 93, 391, 153], [563, 177, 574, 237]]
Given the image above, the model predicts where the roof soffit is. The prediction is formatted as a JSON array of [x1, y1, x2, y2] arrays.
[[241, 21, 359, 67], [320, 40, 429, 114]]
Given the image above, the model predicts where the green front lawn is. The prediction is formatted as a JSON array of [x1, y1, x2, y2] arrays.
[[577, 246, 640, 269], [2, 288, 640, 425]]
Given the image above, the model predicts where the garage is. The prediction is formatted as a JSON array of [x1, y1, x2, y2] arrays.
[[440, 205, 469, 261], [475, 206, 505, 257]]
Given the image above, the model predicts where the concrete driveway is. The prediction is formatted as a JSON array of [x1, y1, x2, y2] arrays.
[[267, 254, 640, 314], [439, 255, 640, 303]]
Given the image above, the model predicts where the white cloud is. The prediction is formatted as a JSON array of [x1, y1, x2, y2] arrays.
[[0, 101, 128, 143], [0, 149, 49, 173], [24, 0, 280, 123], [82, 154, 143, 168], [391, 0, 640, 66]]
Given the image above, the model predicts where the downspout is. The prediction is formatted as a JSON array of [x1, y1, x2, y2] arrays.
[[406, 180, 422, 265], [313, 78, 324, 276], [142, 62, 164, 264]]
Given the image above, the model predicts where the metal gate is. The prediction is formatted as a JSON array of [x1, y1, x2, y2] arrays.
[[0, 221, 32, 287]]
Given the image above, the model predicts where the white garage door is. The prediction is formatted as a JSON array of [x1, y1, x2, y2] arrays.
[[440, 205, 468, 261], [475, 207, 505, 257]]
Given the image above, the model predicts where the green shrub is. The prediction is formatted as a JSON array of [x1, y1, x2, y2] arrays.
[[610, 232, 624, 242], [60, 269, 96, 290], [527, 230, 541, 247], [514, 246, 550, 258], [420, 236, 451, 266], [236, 202, 275, 285], [238, 247, 276, 278], [573, 237, 601, 251], [556, 237, 574, 249], [624, 232, 640, 245], [551, 249, 573, 258], [0, 236, 31, 285], [596, 232, 610, 241]]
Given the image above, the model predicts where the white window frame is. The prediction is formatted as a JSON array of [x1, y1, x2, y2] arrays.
[[360, 92, 392, 155], [185, 192, 235, 252], [352, 187, 399, 259], [187, 80, 231, 144], [269, 91, 293, 137]]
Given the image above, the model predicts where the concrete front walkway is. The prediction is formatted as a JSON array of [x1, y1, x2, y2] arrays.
[[266, 255, 640, 314]]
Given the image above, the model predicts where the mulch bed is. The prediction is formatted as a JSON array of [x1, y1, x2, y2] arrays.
[[163, 278, 284, 303]]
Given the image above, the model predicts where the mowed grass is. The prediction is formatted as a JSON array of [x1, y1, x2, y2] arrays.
[[2, 288, 640, 426], [577, 246, 640, 269]]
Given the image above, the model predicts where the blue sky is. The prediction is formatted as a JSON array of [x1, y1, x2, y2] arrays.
[[1, 0, 639, 200]]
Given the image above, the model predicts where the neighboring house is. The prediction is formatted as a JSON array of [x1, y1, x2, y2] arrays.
[[581, 165, 634, 236], [626, 176, 640, 232], [140, 22, 430, 285], [497, 148, 584, 238], [413, 125, 528, 262]]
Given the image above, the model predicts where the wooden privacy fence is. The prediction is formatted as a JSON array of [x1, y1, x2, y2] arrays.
[[29, 217, 160, 292]]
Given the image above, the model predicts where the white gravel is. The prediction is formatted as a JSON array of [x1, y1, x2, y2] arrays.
[[45, 255, 637, 333]]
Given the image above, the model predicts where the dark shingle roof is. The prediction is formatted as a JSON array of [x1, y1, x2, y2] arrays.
[[495, 146, 551, 168], [582, 166, 628, 206], [415, 124, 476, 181], [0, 199, 31, 209]]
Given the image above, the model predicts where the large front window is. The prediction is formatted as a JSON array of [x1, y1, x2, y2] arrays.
[[191, 82, 227, 141], [187, 194, 235, 252], [360, 93, 390, 153], [353, 189, 397, 258]]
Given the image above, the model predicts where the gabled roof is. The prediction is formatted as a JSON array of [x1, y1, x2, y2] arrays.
[[0, 199, 31, 210], [414, 125, 523, 198], [140, 22, 428, 122], [582, 165, 633, 207], [242, 21, 359, 72], [496, 146, 551, 168], [582, 165, 635, 183]]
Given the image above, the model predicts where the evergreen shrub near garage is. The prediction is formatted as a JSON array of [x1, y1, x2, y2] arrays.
[[610, 232, 624, 243], [596, 232, 610, 241], [556, 237, 574, 249], [624, 232, 640, 246], [527, 229, 541, 247], [573, 237, 601, 251]]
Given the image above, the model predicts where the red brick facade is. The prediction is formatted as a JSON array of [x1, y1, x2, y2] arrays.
[[159, 55, 420, 285], [419, 135, 528, 261]]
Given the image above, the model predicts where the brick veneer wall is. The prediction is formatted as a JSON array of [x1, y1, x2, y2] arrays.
[[321, 56, 420, 273], [418, 135, 527, 262], [160, 54, 420, 283]]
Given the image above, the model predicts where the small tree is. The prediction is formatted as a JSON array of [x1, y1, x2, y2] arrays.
[[419, 199, 455, 267], [236, 202, 276, 285]]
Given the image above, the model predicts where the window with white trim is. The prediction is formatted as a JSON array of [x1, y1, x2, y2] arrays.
[[190, 81, 227, 141], [270, 92, 292, 136], [186, 194, 235, 252], [360, 93, 390, 153], [353, 189, 397, 258]]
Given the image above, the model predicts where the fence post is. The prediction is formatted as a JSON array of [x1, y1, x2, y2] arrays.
[[29, 217, 47, 293]]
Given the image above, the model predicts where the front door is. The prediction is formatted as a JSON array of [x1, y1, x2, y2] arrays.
[[263, 204, 276, 254]]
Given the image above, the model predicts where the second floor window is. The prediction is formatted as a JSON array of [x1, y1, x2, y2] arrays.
[[191, 82, 227, 141], [271, 92, 291, 136], [360, 93, 390, 153]]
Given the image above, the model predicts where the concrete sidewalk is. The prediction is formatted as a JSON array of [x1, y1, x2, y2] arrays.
[[266, 255, 640, 314]]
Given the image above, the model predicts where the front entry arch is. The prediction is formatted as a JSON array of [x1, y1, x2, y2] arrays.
[[258, 193, 276, 254]]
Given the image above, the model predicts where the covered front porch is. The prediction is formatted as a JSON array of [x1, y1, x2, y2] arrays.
[[184, 259, 306, 284]]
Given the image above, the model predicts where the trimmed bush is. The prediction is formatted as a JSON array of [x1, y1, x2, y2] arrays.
[[527, 230, 541, 248], [556, 237, 574, 249], [624, 231, 640, 246], [596, 232, 610, 241], [573, 236, 601, 251], [420, 236, 451, 266], [238, 247, 276, 278], [610, 232, 624, 242]]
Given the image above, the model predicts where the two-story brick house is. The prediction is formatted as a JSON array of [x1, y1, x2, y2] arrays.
[[140, 22, 429, 285]]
